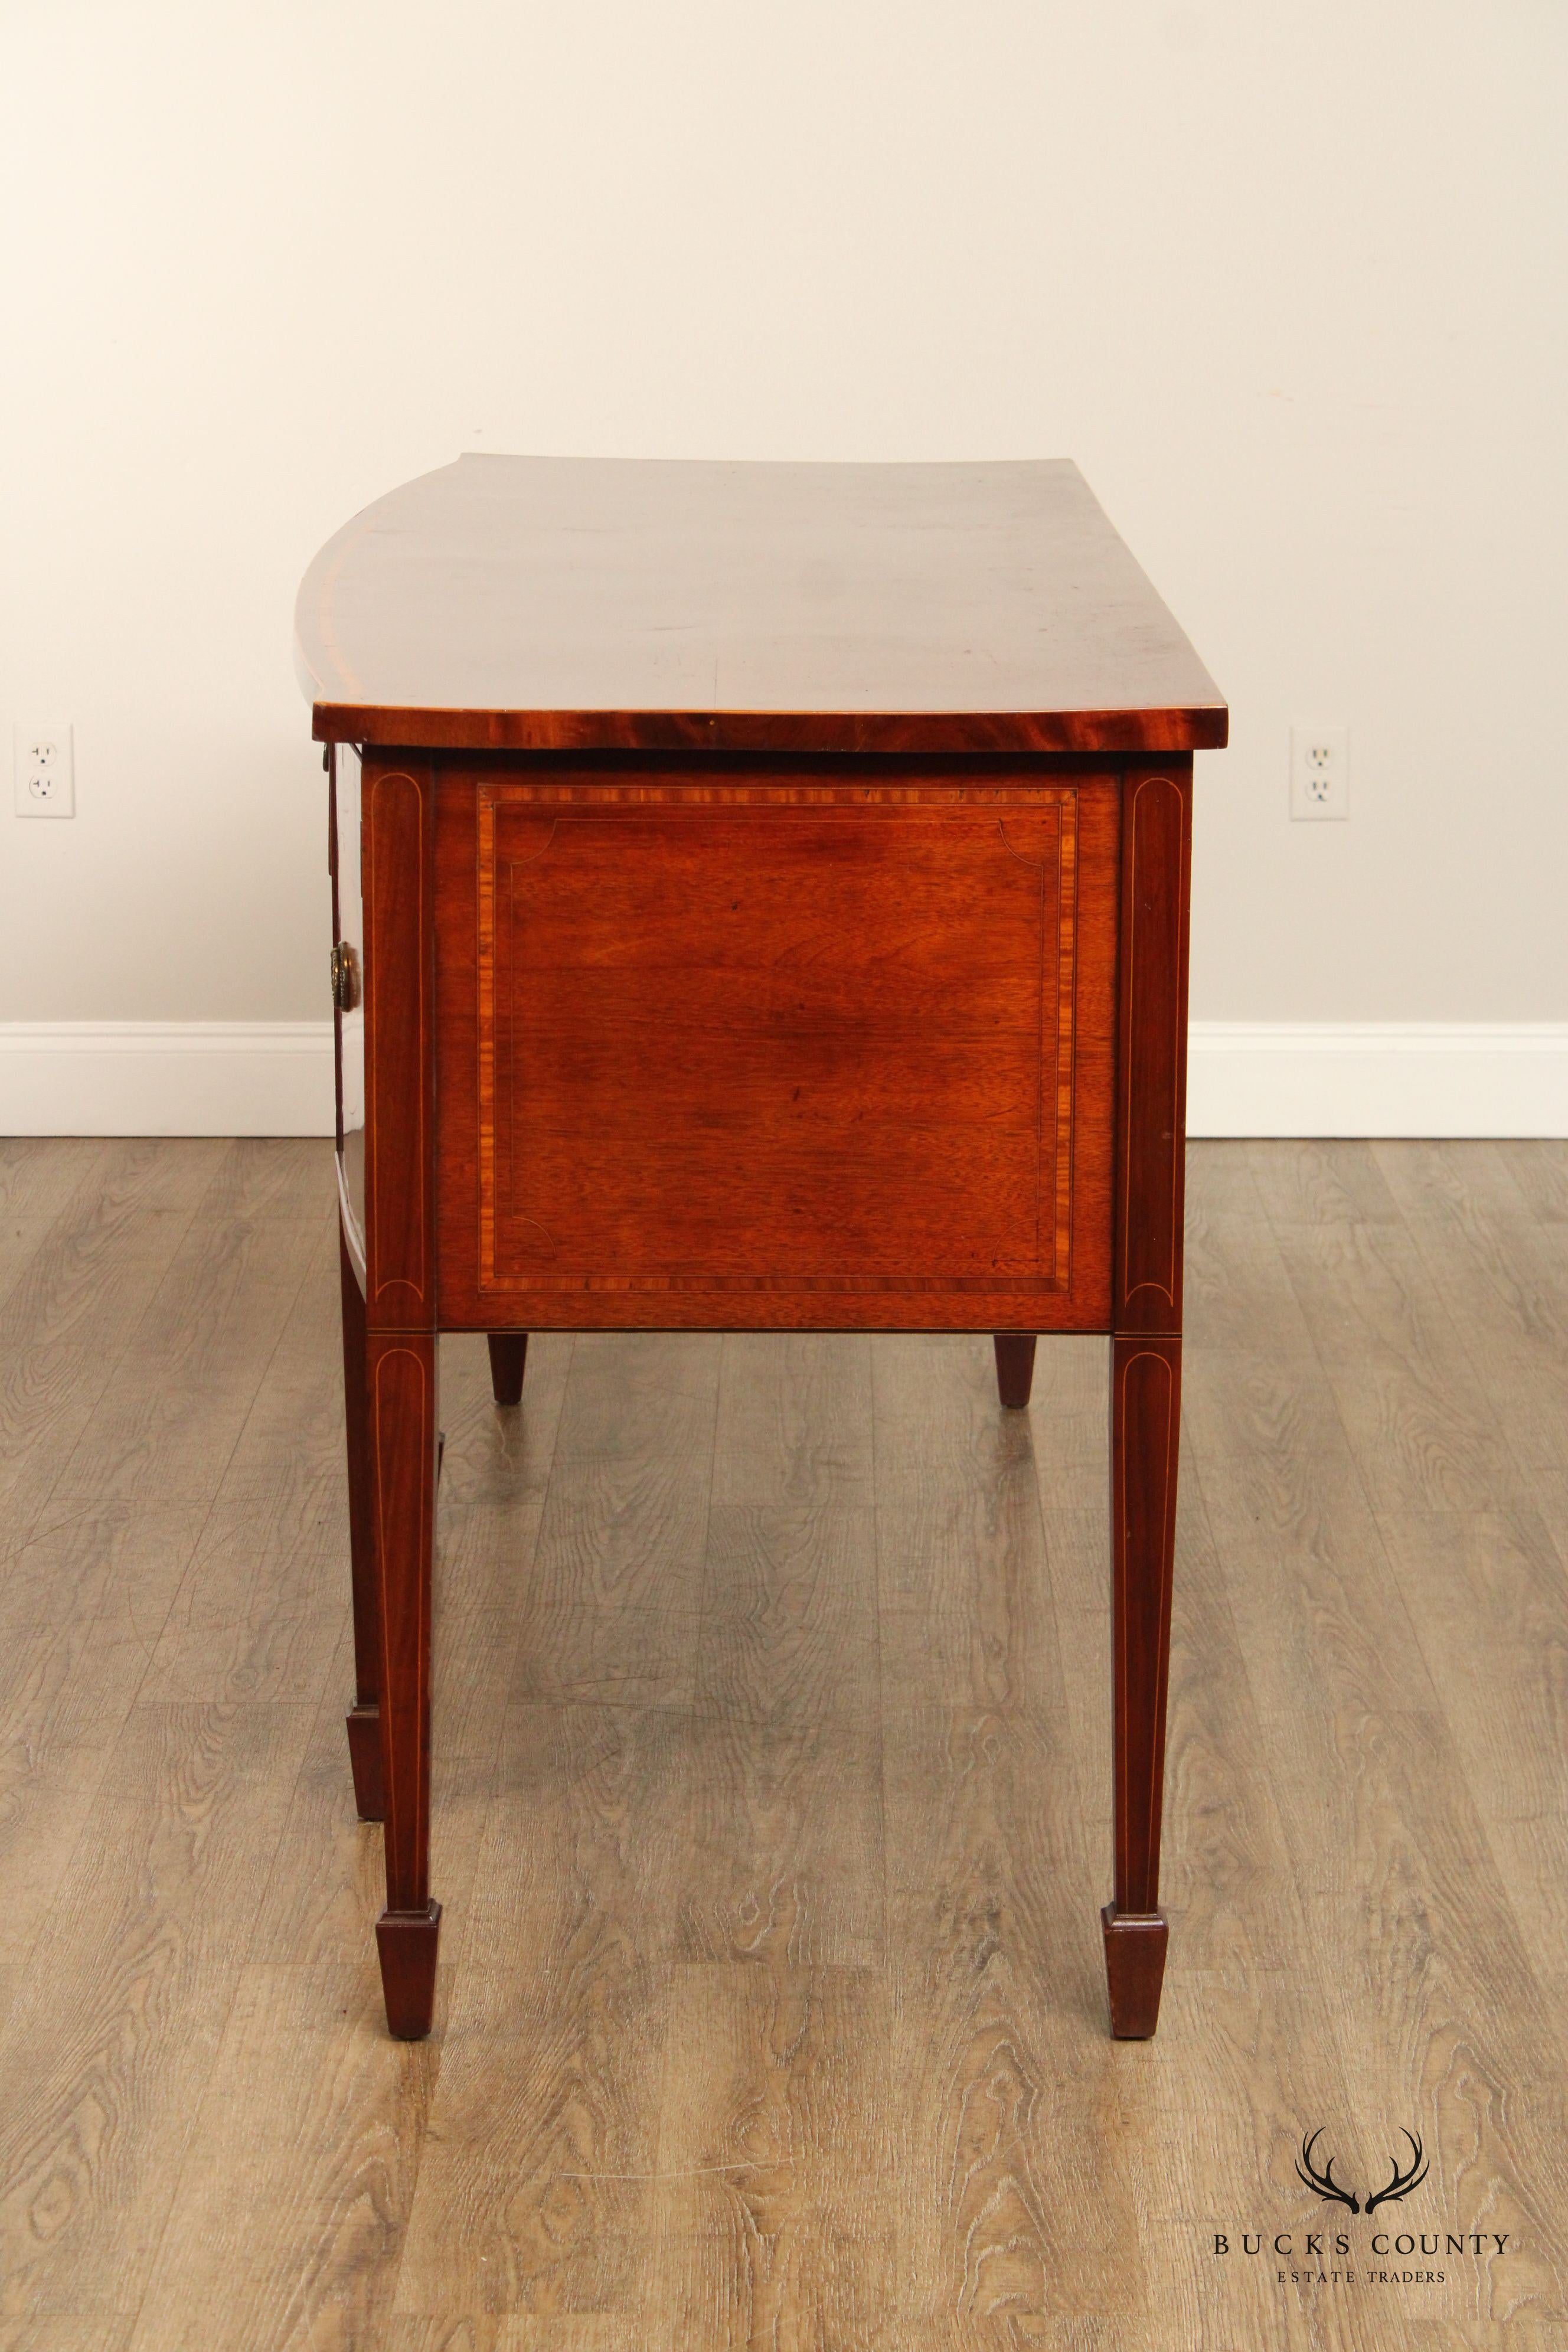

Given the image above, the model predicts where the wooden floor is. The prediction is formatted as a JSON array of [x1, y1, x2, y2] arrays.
[[1, 1139, 1566, 2349]]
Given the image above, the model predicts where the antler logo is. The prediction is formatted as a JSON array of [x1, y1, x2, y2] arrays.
[[1296, 2130, 1360, 2211], [1296, 2128, 1429, 2216], [1365, 2131, 1429, 2214]]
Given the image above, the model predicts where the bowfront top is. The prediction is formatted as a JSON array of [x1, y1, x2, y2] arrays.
[[295, 453, 1226, 757]]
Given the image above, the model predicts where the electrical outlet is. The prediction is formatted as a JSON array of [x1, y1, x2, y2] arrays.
[[14, 722, 74, 817], [1290, 723, 1348, 821]]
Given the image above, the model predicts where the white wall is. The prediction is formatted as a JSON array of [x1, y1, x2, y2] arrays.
[[2, 3, 1565, 1121]]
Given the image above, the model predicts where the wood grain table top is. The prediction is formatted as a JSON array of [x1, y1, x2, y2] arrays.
[[295, 454, 1227, 757]]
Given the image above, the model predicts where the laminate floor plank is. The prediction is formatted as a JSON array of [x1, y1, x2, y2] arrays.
[[646, 1962, 896, 2348], [1250, 1152, 1529, 1518], [0, 1137, 110, 1220], [509, 1587, 702, 1713], [507, 1334, 720, 1713], [0, 1701, 313, 2320], [691, 1378, 883, 1978], [1404, 2327, 1568, 2350], [1184, 1342, 1436, 1740], [400, 1962, 680, 2328], [46, 1141, 330, 1511], [136, 1482, 347, 1711], [1184, 1142, 1324, 1360], [1025, 1340, 1111, 1862], [435, 1328, 576, 1751], [881, 1703, 1139, 2323], [1371, 1504, 1568, 2013], [1371, 1140, 1568, 1474], [197, 1197, 345, 1500], [1530, 1463, 1568, 1576], [127, 1961, 442, 2352], [1198, 1389, 1568, 2327], [438, 1505, 549, 1753], [1186, 1152, 1568, 2337], [878, 1481, 1059, 1723], [394, 1703, 690, 2320], [1246, 1137, 1406, 1229], [0, 1482, 209, 1651], [0, 1142, 216, 1339], [697, 1502, 878, 1727], [874, 1334, 1101, 1523], [867, 2321, 1386, 2352], [387, 2322, 644, 2351], [0, 2321, 138, 2352], [674, 1709, 884, 1971], [1115, 1957, 1363, 2253], [0, 1503, 212, 1971], [0, 1144, 305, 1962], [0, 1211, 73, 1326], [124, 1211, 345, 1712], [875, 1324, 1095, 1728], [550, 1331, 721, 1481], [247, 1620, 381, 1964], [712, 1329, 875, 1511], [439, 1330, 576, 1514], [1020, 1335, 1108, 1507], [1144, 1454, 1306, 1972], [1034, 1507, 1112, 1850], [1069, 2244, 1387, 2352], [1491, 1139, 1568, 1224], [0, 1139, 230, 1540]]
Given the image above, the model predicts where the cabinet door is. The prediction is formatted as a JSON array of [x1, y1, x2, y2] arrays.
[[331, 743, 367, 1267], [436, 769, 1118, 1332]]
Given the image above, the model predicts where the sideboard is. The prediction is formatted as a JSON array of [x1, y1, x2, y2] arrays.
[[295, 454, 1227, 2039]]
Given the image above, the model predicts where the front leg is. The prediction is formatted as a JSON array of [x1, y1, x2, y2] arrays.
[[1103, 1332, 1180, 2036], [1103, 759, 1191, 2039], [339, 1226, 384, 1821], [358, 753, 440, 2037], [368, 1330, 441, 2038]]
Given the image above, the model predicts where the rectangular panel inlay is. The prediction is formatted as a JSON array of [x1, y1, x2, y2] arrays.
[[470, 786, 1094, 1297]]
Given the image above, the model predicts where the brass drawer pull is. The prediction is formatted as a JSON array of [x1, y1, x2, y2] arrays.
[[330, 941, 361, 1013]]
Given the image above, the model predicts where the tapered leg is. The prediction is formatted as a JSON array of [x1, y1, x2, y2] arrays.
[[1103, 1332, 1180, 2037], [368, 1329, 442, 2038], [993, 1332, 1037, 1409], [486, 1331, 528, 1406], [339, 1227, 383, 1822]]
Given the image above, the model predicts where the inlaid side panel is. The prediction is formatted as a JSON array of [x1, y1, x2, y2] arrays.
[[1113, 762, 1191, 1334], [363, 756, 437, 1328], [437, 770, 1118, 1331]]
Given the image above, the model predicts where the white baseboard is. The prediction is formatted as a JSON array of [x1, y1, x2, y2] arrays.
[[1187, 1022, 1568, 1138], [2, 1019, 1565, 1141], [0, 1022, 337, 1138]]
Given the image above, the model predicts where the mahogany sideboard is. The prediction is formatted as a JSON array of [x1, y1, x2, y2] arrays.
[[294, 454, 1227, 2041]]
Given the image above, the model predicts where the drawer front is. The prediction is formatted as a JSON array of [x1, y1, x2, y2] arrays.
[[436, 769, 1117, 1331]]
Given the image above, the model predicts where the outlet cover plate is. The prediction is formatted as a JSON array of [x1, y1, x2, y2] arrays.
[[1290, 722, 1348, 821], [14, 722, 75, 818]]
